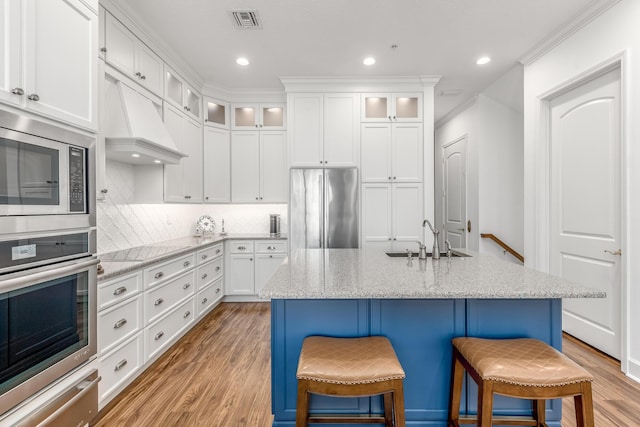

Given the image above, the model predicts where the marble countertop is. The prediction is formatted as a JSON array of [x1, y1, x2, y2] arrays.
[[258, 248, 605, 299], [97, 233, 286, 281]]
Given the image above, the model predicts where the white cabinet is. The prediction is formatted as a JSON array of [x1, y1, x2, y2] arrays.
[[361, 183, 423, 251], [361, 123, 423, 183], [163, 103, 203, 203], [231, 130, 287, 203], [165, 65, 201, 120], [226, 239, 285, 296], [203, 126, 230, 203], [0, 0, 98, 131], [196, 243, 224, 319], [289, 93, 359, 167], [104, 12, 163, 96], [361, 93, 422, 122], [203, 96, 229, 129], [232, 103, 285, 130]]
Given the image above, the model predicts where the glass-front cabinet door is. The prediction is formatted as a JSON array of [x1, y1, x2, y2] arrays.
[[203, 97, 229, 129], [232, 103, 285, 130], [164, 65, 201, 120], [362, 93, 422, 122]]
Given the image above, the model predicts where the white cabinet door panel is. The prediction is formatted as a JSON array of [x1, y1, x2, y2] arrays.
[[289, 94, 323, 166], [392, 123, 422, 182], [255, 253, 286, 295], [323, 93, 359, 167], [361, 124, 391, 182], [392, 183, 423, 247], [227, 254, 255, 295], [203, 127, 230, 203], [104, 12, 136, 77], [0, 0, 21, 107], [260, 131, 287, 203], [231, 131, 260, 202], [182, 116, 203, 202], [361, 184, 392, 246]]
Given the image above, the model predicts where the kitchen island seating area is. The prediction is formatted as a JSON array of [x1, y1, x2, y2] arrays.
[[295, 335, 406, 426], [448, 337, 595, 427]]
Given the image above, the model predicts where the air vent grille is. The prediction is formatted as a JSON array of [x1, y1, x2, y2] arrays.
[[231, 10, 262, 29]]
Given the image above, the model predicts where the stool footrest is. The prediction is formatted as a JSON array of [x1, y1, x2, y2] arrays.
[[456, 415, 545, 426], [308, 415, 386, 424]]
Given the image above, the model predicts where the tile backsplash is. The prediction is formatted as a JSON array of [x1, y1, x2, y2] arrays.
[[97, 160, 287, 254]]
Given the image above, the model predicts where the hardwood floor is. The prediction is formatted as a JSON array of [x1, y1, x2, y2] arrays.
[[94, 302, 640, 427]]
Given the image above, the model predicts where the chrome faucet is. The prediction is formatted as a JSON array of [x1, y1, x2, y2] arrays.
[[416, 241, 427, 260], [423, 219, 440, 260], [445, 240, 452, 259]]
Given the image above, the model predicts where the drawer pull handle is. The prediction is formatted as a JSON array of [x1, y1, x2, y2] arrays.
[[114, 359, 128, 371], [113, 318, 127, 329], [202, 297, 208, 304], [183, 261, 191, 267], [201, 273, 208, 280], [201, 254, 208, 260], [267, 246, 276, 250], [113, 286, 127, 296], [215, 288, 221, 294], [238, 246, 245, 250], [154, 298, 164, 306], [154, 272, 164, 279], [183, 283, 191, 290], [155, 331, 164, 341], [215, 266, 221, 271], [184, 311, 191, 319]]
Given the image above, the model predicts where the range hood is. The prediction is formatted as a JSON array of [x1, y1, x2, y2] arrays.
[[104, 81, 187, 165]]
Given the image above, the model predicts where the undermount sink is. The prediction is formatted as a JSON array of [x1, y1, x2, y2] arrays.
[[385, 251, 469, 258]]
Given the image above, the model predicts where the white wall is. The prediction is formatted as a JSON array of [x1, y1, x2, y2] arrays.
[[97, 160, 287, 254], [435, 65, 524, 263], [523, 0, 640, 379]]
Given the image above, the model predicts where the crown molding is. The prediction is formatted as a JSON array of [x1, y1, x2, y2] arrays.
[[280, 76, 441, 93], [520, 0, 621, 66], [434, 95, 478, 129]]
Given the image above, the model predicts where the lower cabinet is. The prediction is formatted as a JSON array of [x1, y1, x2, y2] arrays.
[[225, 239, 287, 298], [97, 242, 224, 409]]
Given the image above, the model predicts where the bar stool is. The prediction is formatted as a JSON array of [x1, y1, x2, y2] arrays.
[[296, 336, 406, 427], [448, 337, 594, 427]]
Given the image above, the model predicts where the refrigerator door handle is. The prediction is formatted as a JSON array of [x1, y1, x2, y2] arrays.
[[319, 173, 325, 248]]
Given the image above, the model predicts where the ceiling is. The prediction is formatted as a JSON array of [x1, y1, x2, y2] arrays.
[[113, 0, 598, 122]]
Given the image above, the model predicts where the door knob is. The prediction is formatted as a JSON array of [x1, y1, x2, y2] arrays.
[[604, 249, 622, 256]]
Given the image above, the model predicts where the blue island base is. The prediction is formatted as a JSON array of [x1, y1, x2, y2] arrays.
[[270, 298, 563, 427]]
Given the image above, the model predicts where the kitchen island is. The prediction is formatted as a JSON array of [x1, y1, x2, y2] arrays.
[[259, 248, 604, 427]]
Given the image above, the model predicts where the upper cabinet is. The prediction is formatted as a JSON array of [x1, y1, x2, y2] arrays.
[[203, 96, 229, 129], [231, 103, 285, 130], [288, 93, 359, 167], [165, 66, 201, 121], [104, 12, 163, 96], [0, 0, 98, 131], [361, 93, 422, 122]]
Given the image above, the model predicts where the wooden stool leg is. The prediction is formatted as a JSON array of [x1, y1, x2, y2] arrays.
[[477, 381, 494, 427], [532, 399, 546, 426], [296, 379, 310, 427], [448, 351, 465, 426], [392, 380, 406, 427], [575, 382, 595, 427], [383, 392, 393, 427]]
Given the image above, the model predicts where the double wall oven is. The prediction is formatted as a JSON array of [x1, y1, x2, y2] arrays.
[[0, 109, 100, 426]]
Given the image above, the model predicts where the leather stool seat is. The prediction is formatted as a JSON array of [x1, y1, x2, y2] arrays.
[[448, 337, 595, 427], [296, 336, 406, 427]]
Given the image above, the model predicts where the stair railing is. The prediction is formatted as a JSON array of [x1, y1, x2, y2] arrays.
[[480, 233, 524, 263]]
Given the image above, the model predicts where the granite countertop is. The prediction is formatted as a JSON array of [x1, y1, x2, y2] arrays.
[[98, 233, 286, 281], [259, 248, 605, 299]]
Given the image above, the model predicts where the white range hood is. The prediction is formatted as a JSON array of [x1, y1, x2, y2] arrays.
[[104, 81, 187, 165]]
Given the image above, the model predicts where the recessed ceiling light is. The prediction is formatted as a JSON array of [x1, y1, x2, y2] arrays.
[[363, 57, 376, 66], [154, 160, 162, 164], [236, 57, 249, 66], [476, 56, 491, 65], [131, 153, 140, 158]]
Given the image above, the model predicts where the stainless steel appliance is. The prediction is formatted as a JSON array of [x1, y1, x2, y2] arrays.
[[0, 109, 99, 425], [289, 168, 359, 250]]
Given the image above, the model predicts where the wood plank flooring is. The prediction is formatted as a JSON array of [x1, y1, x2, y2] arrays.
[[93, 302, 640, 427]]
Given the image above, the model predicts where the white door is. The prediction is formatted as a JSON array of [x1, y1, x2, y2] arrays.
[[550, 68, 621, 359], [442, 136, 467, 249]]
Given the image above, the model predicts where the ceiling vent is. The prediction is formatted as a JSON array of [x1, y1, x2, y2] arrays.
[[230, 10, 262, 29]]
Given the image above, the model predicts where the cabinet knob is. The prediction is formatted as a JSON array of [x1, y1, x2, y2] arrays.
[[183, 261, 191, 267], [154, 272, 164, 279], [393, 237, 397, 241], [141, 75, 146, 80], [11, 87, 24, 95], [201, 254, 208, 260], [324, 161, 328, 164], [215, 266, 221, 271], [392, 115, 397, 120], [154, 298, 164, 306], [215, 287, 221, 293], [259, 124, 263, 128], [135, 71, 142, 77], [269, 255, 273, 258], [256, 197, 259, 200], [201, 273, 208, 280], [267, 246, 276, 250], [100, 47, 107, 53], [319, 160, 323, 164], [101, 188, 109, 194], [205, 196, 209, 200], [388, 115, 392, 121], [27, 94, 40, 101], [202, 297, 208, 304], [216, 249, 221, 254], [249, 257, 253, 261], [183, 282, 191, 289], [393, 176, 396, 179]]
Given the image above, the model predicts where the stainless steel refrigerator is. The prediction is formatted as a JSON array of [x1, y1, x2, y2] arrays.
[[289, 168, 359, 250]]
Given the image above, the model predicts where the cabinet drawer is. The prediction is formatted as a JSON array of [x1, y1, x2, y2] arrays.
[[145, 253, 196, 288], [197, 243, 223, 264], [99, 333, 143, 405], [98, 295, 142, 356], [197, 278, 223, 317], [145, 270, 195, 325], [197, 257, 223, 289], [98, 272, 142, 311], [255, 240, 287, 253], [145, 298, 195, 361], [229, 240, 254, 253]]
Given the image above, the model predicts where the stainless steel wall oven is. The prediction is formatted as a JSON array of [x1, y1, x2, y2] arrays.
[[0, 109, 99, 425]]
